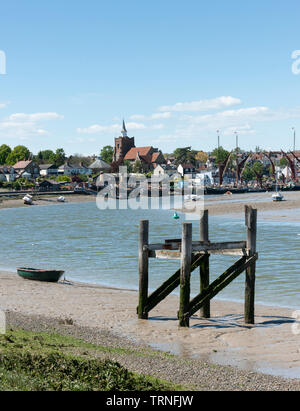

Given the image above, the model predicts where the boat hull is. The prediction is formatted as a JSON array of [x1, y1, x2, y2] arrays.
[[17, 268, 64, 283]]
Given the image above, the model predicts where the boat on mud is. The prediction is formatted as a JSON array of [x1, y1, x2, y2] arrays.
[[17, 268, 65, 283]]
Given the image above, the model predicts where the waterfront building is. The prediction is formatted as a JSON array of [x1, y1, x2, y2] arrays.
[[177, 163, 196, 177], [89, 157, 111, 173], [39, 164, 59, 177], [13, 160, 40, 179], [0, 166, 17, 182], [58, 161, 92, 176]]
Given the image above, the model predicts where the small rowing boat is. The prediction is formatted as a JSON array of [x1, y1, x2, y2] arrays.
[[23, 195, 33, 205], [17, 268, 65, 283]]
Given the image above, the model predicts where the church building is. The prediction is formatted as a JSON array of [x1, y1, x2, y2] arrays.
[[113, 120, 165, 171]]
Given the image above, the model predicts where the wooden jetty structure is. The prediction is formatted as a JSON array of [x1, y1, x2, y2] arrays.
[[137, 205, 258, 327]]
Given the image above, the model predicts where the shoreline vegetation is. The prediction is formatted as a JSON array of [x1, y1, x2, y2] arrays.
[[0, 311, 298, 391], [0, 272, 299, 390]]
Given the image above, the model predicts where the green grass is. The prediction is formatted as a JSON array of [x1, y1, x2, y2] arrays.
[[0, 329, 182, 391]]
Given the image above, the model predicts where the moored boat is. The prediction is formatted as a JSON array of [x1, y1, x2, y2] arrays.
[[17, 268, 65, 282], [272, 176, 284, 202], [272, 192, 284, 202], [23, 194, 33, 205]]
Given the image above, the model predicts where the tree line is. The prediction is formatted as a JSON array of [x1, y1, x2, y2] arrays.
[[0, 144, 95, 168]]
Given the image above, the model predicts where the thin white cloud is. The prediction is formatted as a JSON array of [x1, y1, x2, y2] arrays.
[[151, 112, 172, 119], [77, 122, 146, 134], [0, 102, 10, 109], [129, 114, 146, 121], [0, 111, 64, 138], [171, 105, 300, 145], [129, 112, 172, 121], [8, 112, 64, 122], [158, 96, 242, 112], [182, 106, 269, 125], [223, 124, 256, 136]]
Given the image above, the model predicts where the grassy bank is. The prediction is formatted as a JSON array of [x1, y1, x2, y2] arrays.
[[0, 328, 183, 391]]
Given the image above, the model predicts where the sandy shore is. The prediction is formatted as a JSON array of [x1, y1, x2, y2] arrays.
[[0, 194, 95, 210], [181, 190, 300, 221], [0, 271, 299, 384]]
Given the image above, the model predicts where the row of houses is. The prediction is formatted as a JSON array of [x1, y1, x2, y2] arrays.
[[0, 157, 112, 183]]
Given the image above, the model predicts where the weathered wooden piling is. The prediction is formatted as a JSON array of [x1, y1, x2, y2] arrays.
[[244, 206, 257, 324], [179, 223, 192, 327], [137, 205, 258, 328], [199, 210, 210, 318], [138, 220, 149, 319]]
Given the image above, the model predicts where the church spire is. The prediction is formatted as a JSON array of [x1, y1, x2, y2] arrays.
[[121, 119, 128, 137]]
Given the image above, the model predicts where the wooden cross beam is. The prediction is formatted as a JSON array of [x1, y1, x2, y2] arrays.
[[139, 254, 206, 316], [183, 253, 258, 321]]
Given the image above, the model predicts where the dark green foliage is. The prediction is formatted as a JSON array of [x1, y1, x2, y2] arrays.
[[0, 352, 168, 391], [173, 147, 197, 166], [100, 146, 114, 164], [210, 147, 230, 165], [0, 329, 178, 392]]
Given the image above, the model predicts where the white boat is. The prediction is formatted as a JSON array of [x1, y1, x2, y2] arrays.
[[272, 176, 284, 202], [23, 195, 33, 205], [272, 192, 284, 202], [57, 196, 65, 202]]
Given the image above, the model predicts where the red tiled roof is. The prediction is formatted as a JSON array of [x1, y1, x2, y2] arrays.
[[13, 160, 32, 169], [181, 163, 195, 169], [151, 152, 161, 162], [124, 147, 152, 161]]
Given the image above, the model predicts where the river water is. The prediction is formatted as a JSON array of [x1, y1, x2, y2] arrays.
[[0, 200, 299, 309]]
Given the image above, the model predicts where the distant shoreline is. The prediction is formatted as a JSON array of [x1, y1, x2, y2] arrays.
[[1, 190, 300, 223], [180, 190, 300, 221], [0, 193, 96, 210]]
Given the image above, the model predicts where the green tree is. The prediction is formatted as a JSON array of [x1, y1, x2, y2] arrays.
[[123, 160, 132, 173], [100, 146, 114, 164], [133, 160, 143, 173], [6, 145, 31, 165], [173, 147, 197, 165], [50, 148, 66, 167], [280, 157, 288, 167], [252, 161, 264, 186], [242, 165, 255, 181], [0, 144, 12, 165], [211, 147, 230, 165], [56, 175, 71, 182], [252, 161, 264, 175], [35, 150, 56, 164]]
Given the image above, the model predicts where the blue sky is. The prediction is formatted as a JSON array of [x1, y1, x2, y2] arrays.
[[1, 0, 300, 155]]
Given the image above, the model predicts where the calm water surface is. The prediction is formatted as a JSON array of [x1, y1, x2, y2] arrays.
[[0, 200, 299, 309]]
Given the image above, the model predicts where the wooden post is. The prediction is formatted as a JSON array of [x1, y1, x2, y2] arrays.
[[245, 206, 257, 324], [179, 223, 192, 327], [138, 220, 149, 320], [199, 210, 210, 318]]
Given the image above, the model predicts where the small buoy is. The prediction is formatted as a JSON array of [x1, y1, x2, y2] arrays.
[[173, 212, 180, 220]]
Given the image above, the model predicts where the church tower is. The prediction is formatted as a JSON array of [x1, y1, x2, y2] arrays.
[[113, 120, 135, 163], [121, 120, 128, 137]]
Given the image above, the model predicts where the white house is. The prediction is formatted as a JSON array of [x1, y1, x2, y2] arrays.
[[58, 162, 92, 176], [153, 164, 177, 177], [0, 166, 17, 182], [39, 164, 59, 177], [177, 163, 196, 177]]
